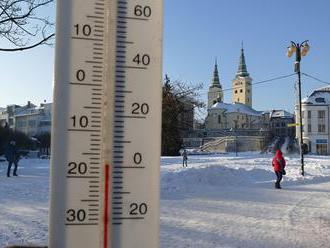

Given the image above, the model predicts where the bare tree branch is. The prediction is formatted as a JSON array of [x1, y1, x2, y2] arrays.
[[0, 0, 54, 51], [0, 32, 53, 51]]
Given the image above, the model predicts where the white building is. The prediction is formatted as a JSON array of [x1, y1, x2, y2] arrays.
[[205, 46, 263, 130], [300, 86, 330, 155], [0, 107, 8, 127], [206, 102, 263, 129], [0, 102, 52, 137]]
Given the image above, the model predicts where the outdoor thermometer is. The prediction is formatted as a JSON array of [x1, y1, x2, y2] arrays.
[[49, 0, 163, 247]]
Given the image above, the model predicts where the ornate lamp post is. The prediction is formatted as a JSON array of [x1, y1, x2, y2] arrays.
[[230, 127, 237, 157], [259, 128, 264, 152], [287, 40, 310, 176]]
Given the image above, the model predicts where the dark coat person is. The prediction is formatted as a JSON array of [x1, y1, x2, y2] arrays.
[[5, 141, 20, 177], [182, 149, 188, 167], [272, 149, 286, 189]]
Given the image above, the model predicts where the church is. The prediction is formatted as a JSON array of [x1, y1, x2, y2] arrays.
[[205, 46, 264, 130]]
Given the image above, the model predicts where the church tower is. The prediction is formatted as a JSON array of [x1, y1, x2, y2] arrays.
[[232, 45, 252, 107], [208, 60, 223, 108]]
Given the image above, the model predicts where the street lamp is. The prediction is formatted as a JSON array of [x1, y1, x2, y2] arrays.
[[230, 126, 237, 157], [287, 40, 310, 176], [259, 128, 264, 152]]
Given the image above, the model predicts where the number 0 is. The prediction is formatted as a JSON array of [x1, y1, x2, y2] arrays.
[[133, 153, 142, 164]]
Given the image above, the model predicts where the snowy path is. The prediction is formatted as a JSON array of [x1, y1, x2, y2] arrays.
[[161, 182, 330, 248], [0, 159, 49, 246], [1, 154, 330, 247], [160, 154, 330, 248]]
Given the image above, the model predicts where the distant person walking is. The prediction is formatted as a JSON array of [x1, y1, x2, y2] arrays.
[[182, 149, 188, 167], [272, 149, 286, 189], [5, 141, 20, 177]]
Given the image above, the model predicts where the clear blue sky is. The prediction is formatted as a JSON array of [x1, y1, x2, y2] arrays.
[[164, 0, 330, 114], [1, 0, 330, 115]]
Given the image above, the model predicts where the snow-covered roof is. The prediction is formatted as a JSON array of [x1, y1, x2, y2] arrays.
[[270, 110, 294, 119], [302, 86, 330, 105], [210, 102, 261, 116]]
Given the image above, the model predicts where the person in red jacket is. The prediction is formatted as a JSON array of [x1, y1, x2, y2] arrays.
[[272, 149, 286, 189]]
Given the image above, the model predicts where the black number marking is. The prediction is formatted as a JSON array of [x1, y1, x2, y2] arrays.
[[131, 103, 149, 115], [133, 54, 150, 66], [68, 162, 88, 175], [133, 153, 142, 164], [76, 70, 86, 81], [71, 115, 89, 128], [129, 203, 148, 215], [66, 209, 86, 222], [74, 24, 92, 36], [134, 5, 152, 17]]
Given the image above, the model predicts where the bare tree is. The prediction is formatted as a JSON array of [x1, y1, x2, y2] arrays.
[[0, 0, 54, 51], [162, 75, 205, 155]]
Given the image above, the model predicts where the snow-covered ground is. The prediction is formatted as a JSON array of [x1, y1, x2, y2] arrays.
[[1, 153, 330, 247]]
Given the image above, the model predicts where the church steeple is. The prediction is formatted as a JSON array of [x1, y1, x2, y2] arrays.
[[236, 45, 249, 77], [232, 44, 253, 107], [211, 59, 221, 88], [208, 59, 223, 108]]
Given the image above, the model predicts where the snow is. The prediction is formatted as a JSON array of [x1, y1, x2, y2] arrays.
[[302, 86, 330, 105], [210, 102, 261, 116], [1, 153, 330, 247], [0, 159, 49, 246], [269, 110, 294, 118]]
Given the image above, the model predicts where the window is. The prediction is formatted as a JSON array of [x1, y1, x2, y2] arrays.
[[318, 124, 326, 133], [301, 111, 304, 119], [315, 97, 325, 103], [318, 110, 325, 119], [240, 89, 243, 93], [281, 122, 285, 127], [39, 120, 51, 127], [308, 124, 311, 132], [316, 144, 327, 155], [235, 90, 238, 94], [17, 121, 26, 128], [308, 111, 311, 119], [247, 89, 250, 93], [218, 115, 221, 124], [29, 120, 36, 127]]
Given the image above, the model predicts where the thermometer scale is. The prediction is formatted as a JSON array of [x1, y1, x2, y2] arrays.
[[49, 0, 163, 247]]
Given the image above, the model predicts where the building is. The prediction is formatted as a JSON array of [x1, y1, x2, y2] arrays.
[[206, 102, 263, 129], [232, 47, 252, 107], [205, 46, 264, 130], [268, 110, 295, 138], [185, 46, 295, 151], [207, 60, 223, 108], [300, 86, 330, 155], [0, 101, 52, 137], [0, 104, 33, 129], [0, 108, 8, 127]]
